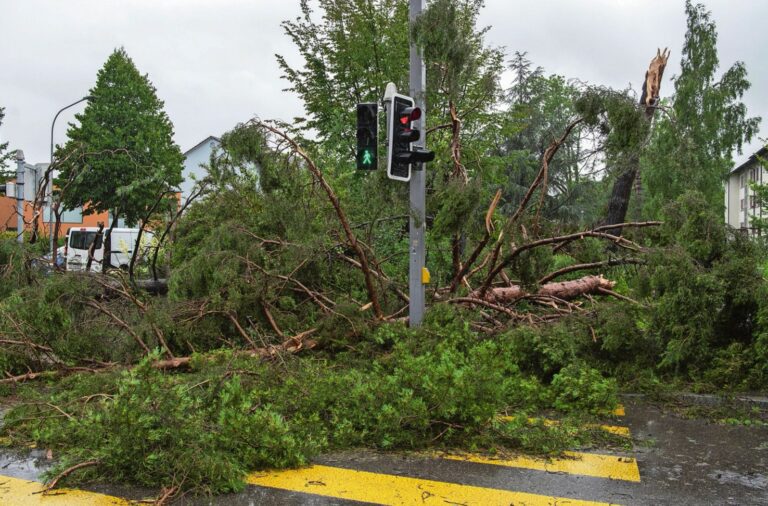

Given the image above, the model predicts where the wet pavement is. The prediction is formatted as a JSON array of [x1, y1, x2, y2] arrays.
[[0, 398, 766, 505], [623, 398, 768, 505]]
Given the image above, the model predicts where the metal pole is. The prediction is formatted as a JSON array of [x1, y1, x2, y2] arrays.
[[15, 150, 25, 244], [49, 96, 91, 259], [409, 0, 426, 326]]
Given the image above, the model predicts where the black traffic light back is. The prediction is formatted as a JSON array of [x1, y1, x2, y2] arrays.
[[356, 103, 378, 170], [387, 94, 435, 182]]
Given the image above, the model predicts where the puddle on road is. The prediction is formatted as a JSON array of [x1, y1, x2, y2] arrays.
[[709, 470, 768, 490], [0, 448, 50, 481], [0, 405, 52, 481]]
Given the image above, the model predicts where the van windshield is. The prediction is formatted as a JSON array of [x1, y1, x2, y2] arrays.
[[69, 231, 103, 250]]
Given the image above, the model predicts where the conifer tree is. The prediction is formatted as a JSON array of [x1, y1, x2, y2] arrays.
[[58, 48, 183, 227]]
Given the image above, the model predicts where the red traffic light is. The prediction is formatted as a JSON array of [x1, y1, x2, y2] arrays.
[[399, 106, 421, 124]]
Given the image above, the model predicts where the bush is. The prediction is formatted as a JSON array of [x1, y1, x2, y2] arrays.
[[1, 307, 620, 494], [550, 364, 618, 413]]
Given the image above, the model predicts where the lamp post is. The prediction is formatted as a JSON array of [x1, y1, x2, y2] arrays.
[[15, 150, 25, 244], [49, 96, 91, 262]]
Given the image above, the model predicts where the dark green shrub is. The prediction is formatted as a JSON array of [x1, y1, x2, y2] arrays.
[[550, 364, 618, 413]]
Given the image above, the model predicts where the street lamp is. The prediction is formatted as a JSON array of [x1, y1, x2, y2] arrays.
[[49, 95, 92, 262]]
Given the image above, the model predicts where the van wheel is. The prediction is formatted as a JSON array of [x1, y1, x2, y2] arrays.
[[119, 264, 129, 271]]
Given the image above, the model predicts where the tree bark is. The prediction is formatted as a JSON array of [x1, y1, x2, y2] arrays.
[[471, 275, 616, 303], [603, 48, 669, 235], [604, 164, 639, 237]]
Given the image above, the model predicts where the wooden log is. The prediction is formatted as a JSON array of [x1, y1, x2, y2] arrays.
[[472, 275, 616, 303]]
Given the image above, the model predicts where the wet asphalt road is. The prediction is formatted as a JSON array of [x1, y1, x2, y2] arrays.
[[1, 398, 767, 505]]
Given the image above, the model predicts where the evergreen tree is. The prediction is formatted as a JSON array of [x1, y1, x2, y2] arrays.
[[58, 48, 184, 226], [643, 1, 760, 216]]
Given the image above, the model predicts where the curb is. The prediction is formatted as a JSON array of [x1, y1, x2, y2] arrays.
[[621, 392, 768, 409]]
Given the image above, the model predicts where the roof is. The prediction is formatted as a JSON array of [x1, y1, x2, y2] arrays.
[[730, 146, 768, 174], [183, 136, 221, 157]]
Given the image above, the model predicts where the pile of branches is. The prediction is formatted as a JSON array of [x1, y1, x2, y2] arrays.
[[249, 119, 658, 329], [0, 118, 660, 383]]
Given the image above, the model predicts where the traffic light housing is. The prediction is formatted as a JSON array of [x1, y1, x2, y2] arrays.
[[386, 93, 435, 181], [356, 103, 378, 170]]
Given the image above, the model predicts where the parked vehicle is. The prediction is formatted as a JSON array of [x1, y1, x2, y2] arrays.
[[64, 227, 154, 272]]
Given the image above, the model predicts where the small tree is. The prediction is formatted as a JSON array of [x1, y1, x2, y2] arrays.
[[58, 48, 183, 270]]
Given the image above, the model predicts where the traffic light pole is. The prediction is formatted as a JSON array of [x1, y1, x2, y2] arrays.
[[409, 0, 426, 326]]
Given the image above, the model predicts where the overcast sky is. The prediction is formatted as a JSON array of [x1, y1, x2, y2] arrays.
[[1, 0, 766, 165]]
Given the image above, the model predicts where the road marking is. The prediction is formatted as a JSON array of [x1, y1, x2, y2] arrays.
[[247, 464, 618, 505], [0, 474, 131, 505], [499, 416, 632, 437], [442, 450, 640, 482]]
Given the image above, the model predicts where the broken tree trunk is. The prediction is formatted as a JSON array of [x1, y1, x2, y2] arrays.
[[604, 48, 669, 236], [472, 275, 616, 303]]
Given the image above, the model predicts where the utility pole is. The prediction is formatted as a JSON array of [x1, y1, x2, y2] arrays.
[[15, 150, 25, 243], [409, 0, 426, 326]]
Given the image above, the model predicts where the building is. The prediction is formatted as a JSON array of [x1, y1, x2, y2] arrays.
[[0, 158, 108, 239], [181, 136, 220, 204], [725, 146, 768, 236], [1, 136, 221, 238]]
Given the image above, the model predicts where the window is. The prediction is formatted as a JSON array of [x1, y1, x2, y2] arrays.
[[43, 205, 83, 223], [69, 231, 103, 250], [61, 207, 83, 223], [741, 198, 746, 210], [751, 195, 757, 208]]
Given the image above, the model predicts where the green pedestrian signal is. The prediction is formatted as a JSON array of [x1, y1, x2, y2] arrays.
[[356, 103, 378, 170], [361, 148, 374, 166]]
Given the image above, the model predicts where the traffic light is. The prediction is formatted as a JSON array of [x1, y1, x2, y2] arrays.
[[356, 103, 378, 170], [386, 93, 435, 182]]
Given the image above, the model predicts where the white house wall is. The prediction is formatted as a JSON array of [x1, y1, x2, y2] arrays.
[[181, 137, 220, 204]]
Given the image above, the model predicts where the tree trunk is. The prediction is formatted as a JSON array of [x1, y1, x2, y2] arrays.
[[472, 275, 616, 303], [101, 212, 119, 273], [85, 222, 104, 273], [603, 48, 669, 235], [604, 164, 639, 237]]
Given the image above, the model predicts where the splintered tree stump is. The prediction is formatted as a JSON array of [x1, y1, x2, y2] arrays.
[[473, 275, 616, 303]]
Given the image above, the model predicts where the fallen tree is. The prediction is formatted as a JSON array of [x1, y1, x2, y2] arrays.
[[0, 111, 662, 386], [474, 275, 616, 303]]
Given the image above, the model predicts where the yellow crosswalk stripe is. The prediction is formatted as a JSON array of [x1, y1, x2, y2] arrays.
[[599, 424, 631, 437], [0, 474, 131, 505], [247, 464, 619, 505], [442, 450, 640, 482]]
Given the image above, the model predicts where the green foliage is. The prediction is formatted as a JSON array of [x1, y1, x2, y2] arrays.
[[550, 364, 618, 414], [499, 320, 589, 381], [57, 48, 184, 225], [277, 0, 409, 154], [0, 106, 12, 182], [7, 356, 318, 494], [0, 238, 36, 300], [643, 1, 760, 216], [2, 305, 619, 493], [657, 191, 726, 264], [0, 275, 141, 372], [636, 192, 766, 380]]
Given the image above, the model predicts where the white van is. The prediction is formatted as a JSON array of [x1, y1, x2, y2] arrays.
[[64, 227, 154, 272]]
